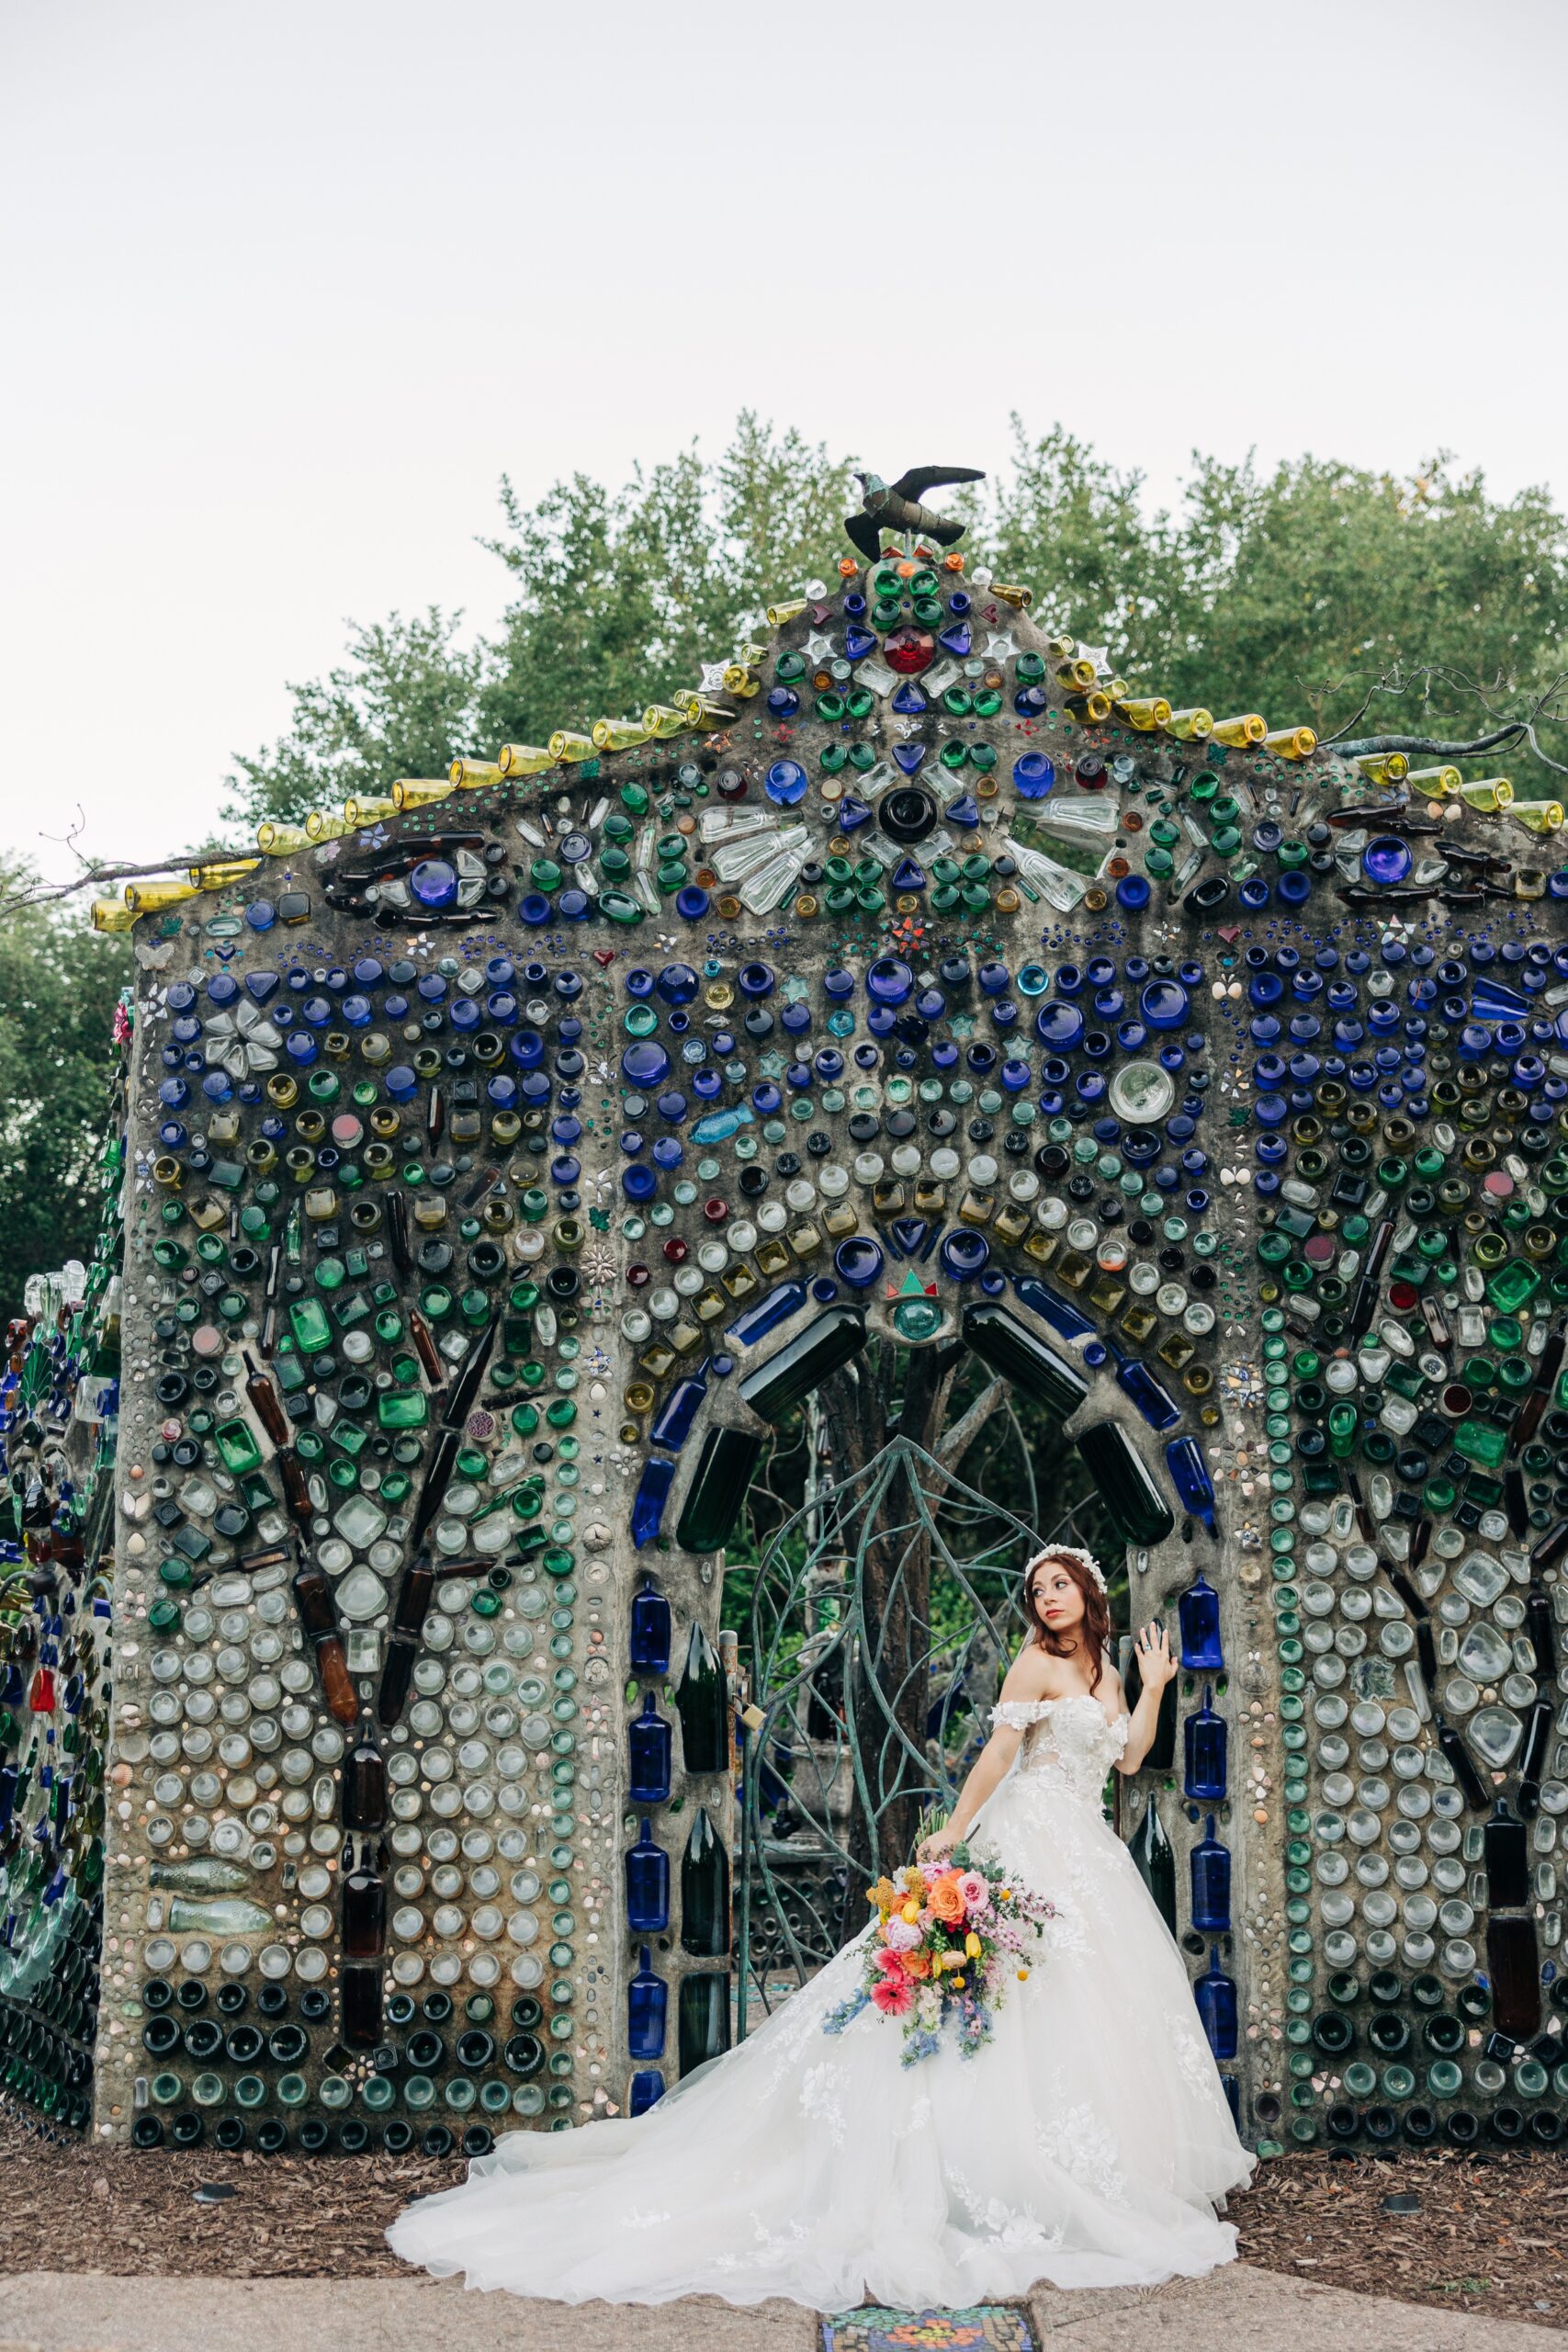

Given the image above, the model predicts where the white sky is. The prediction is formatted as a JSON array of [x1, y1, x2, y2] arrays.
[[4, 0, 1565, 890]]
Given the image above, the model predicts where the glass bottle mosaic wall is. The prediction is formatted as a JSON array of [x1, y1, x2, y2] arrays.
[[5, 550, 1566, 2160]]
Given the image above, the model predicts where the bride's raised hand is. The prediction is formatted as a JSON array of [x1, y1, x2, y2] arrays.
[[916, 1826, 958, 1867], [1134, 1622, 1177, 1690]]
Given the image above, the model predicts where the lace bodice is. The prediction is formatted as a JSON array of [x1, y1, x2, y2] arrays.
[[989, 1693, 1129, 1805]]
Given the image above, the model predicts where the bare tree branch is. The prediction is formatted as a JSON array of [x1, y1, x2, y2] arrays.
[[1317, 661, 1568, 777], [934, 1376, 1008, 1471], [1331, 725, 1527, 759]]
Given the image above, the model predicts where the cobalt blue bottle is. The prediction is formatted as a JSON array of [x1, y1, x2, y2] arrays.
[[630, 1453, 676, 1548], [1195, 1946, 1238, 2059], [649, 1362, 708, 1452], [1165, 1435, 1218, 1535], [1184, 1684, 1226, 1802], [728, 1280, 807, 1349], [627, 1690, 673, 1805], [1190, 1815, 1232, 1931], [625, 1820, 670, 1934], [626, 1946, 668, 2061], [1109, 1345, 1180, 1432], [1178, 1573, 1224, 1671], [629, 1575, 671, 1677], [628, 2068, 665, 2116]]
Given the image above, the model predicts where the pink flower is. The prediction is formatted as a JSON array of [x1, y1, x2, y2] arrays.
[[871, 1973, 915, 2016], [874, 1946, 908, 1976], [884, 1916, 922, 1951], [957, 1871, 989, 1917]]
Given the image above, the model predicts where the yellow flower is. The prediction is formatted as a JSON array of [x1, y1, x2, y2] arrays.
[[964, 1931, 982, 1960], [900, 1899, 922, 1925], [1017, 1967, 1030, 1982], [866, 1876, 899, 1913], [951, 1974, 966, 1991]]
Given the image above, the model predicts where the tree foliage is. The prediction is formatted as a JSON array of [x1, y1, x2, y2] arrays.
[[222, 414, 1568, 833], [222, 610, 485, 829], [0, 864, 130, 1325], [224, 415, 856, 831]]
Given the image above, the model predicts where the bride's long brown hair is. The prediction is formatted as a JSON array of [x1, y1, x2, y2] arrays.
[[1021, 1551, 1111, 1692]]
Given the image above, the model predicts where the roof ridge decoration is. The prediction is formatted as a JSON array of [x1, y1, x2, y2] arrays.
[[96, 545, 1551, 934]]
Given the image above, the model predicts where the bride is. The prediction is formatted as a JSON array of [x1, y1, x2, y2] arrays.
[[389, 1544, 1255, 2307]]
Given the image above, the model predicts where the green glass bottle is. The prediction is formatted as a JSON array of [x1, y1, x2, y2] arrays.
[[679, 1806, 730, 1958], [736, 1306, 867, 1423], [675, 1427, 762, 1553], [674, 1620, 729, 1776], [1126, 1793, 1177, 1936], [960, 1303, 1089, 1420], [677, 1973, 731, 2077], [1075, 1419, 1176, 1545]]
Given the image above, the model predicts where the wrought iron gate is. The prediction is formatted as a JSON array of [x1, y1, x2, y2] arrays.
[[734, 1430, 1104, 2037]]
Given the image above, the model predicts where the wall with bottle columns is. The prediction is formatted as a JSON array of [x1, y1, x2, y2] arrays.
[[36, 563, 1567, 2158]]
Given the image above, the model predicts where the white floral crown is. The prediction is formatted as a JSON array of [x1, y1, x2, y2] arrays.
[[1024, 1544, 1108, 1597]]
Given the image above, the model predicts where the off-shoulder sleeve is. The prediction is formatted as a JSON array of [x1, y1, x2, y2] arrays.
[[989, 1701, 1053, 1728]]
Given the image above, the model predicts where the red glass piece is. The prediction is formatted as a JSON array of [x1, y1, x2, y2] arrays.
[[883, 626, 935, 677]]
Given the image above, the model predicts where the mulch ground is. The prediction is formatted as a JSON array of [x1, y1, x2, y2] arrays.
[[1, 2121, 1565, 2330]]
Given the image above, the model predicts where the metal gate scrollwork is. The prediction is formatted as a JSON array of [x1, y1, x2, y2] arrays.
[[735, 1430, 1102, 2036]]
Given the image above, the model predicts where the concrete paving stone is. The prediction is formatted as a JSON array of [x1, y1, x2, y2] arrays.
[[0, 2275, 818, 2352], [3, 2265, 1564, 2352], [1029, 2263, 1568, 2349]]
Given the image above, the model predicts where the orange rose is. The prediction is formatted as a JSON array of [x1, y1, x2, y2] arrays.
[[901, 1947, 933, 1980], [927, 1874, 965, 1926]]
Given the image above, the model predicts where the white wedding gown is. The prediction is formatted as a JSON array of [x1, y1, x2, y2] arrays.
[[389, 1695, 1255, 2307]]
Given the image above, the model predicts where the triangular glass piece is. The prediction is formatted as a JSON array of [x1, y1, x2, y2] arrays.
[[889, 1217, 928, 1260], [891, 856, 926, 892], [838, 796, 873, 832], [896, 1265, 931, 1298], [245, 970, 281, 1002], [892, 741, 926, 775], [890, 681, 928, 715], [944, 794, 980, 828], [938, 621, 972, 658], [843, 624, 877, 662]]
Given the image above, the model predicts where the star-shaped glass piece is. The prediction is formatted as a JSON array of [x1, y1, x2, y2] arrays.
[[983, 629, 1021, 661]]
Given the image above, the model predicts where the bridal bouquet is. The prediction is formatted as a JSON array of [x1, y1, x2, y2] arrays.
[[822, 1845, 1056, 2066]]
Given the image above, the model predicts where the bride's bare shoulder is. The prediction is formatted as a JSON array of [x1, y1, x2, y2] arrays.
[[998, 1640, 1059, 1702]]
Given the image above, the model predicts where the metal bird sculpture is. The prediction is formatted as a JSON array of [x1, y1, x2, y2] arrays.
[[844, 466, 986, 564]]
